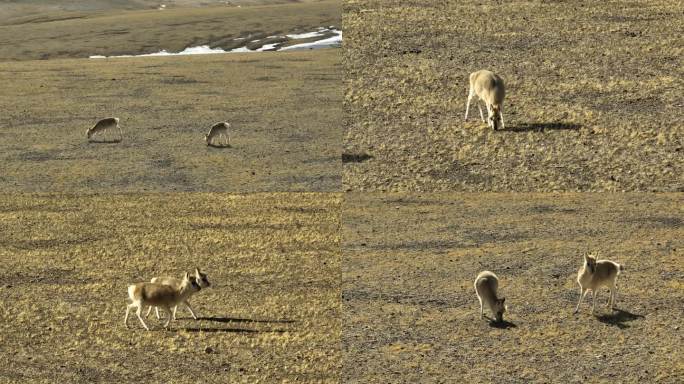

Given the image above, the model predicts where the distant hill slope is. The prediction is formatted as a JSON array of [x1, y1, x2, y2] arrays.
[[0, 0, 339, 61], [0, 1, 309, 17]]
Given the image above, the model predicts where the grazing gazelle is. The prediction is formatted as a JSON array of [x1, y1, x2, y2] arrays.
[[574, 252, 624, 314], [464, 70, 506, 130], [474, 270, 507, 322], [86, 117, 122, 141], [145, 268, 211, 320], [205, 122, 230, 146], [124, 272, 201, 331]]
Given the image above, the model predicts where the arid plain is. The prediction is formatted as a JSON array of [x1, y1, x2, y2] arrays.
[[343, 193, 683, 383], [0, 193, 341, 383], [343, 0, 683, 192], [0, 0, 341, 192]]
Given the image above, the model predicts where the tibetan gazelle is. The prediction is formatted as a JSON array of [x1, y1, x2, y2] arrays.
[[124, 272, 201, 331], [574, 252, 624, 314], [474, 270, 507, 322], [145, 268, 210, 320], [465, 70, 506, 130], [205, 122, 230, 146], [86, 117, 122, 141]]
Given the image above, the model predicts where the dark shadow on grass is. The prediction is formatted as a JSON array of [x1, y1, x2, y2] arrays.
[[595, 308, 644, 329], [483, 315, 517, 329], [488, 320, 517, 329], [207, 143, 231, 149], [501, 122, 582, 133], [342, 153, 373, 163], [197, 316, 295, 324], [87, 139, 122, 144], [181, 327, 256, 333], [182, 327, 287, 333]]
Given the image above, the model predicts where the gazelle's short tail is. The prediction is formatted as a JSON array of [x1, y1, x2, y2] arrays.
[[618, 263, 625, 273]]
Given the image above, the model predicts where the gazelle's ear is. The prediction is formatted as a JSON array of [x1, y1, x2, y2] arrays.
[[184, 272, 190, 280], [195, 267, 200, 276]]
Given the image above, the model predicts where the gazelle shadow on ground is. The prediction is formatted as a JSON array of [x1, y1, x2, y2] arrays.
[[501, 122, 582, 133], [88, 138, 122, 144], [596, 308, 645, 329], [181, 327, 288, 333], [488, 319, 517, 329], [197, 316, 295, 324], [178, 316, 296, 333], [483, 315, 517, 329], [207, 143, 231, 149]]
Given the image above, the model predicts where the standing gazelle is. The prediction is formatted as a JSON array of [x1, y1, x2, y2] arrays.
[[124, 272, 201, 331], [574, 252, 625, 314], [145, 268, 211, 320], [465, 70, 506, 130], [87, 117, 122, 141], [474, 270, 507, 322], [205, 122, 230, 146]]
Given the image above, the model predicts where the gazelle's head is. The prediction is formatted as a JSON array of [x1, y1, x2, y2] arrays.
[[180, 272, 201, 294], [195, 268, 210, 288], [584, 252, 598, 274], [204, 133, 210, 145], [493, 297, 506, 322], [86, 128, 93, 139], [489, 106, 503, 130]]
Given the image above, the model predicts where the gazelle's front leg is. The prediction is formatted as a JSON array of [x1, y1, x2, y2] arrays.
[[478, 102, 485, 123], [574, 288, 588, 313], [184, 301, 198, 320], [499, 106, 505, 130]]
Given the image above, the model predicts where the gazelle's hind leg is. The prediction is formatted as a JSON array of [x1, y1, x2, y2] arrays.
[[145, 306, 152, 318], [465, 87, 475, 121], [477, 294, 484, 318], [124, 304, 132, 328], [478, 102, 485, 123], [118, 125, 123, 141], [134, 304, 150, 331], [161, 306, 173, 329]]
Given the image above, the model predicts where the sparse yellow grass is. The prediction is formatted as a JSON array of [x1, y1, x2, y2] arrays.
[[343, 0, 684, 192], [0, 50, 341, 192], [0, 193, 341, 383], [342, 193, 683, 382]]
